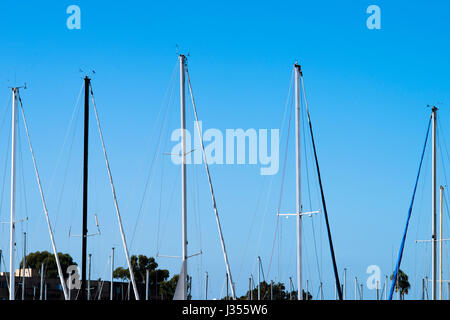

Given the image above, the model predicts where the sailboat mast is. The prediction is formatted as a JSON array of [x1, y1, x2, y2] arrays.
[[180, 54, 188, 300], [439, 185, 443, 300], [81, 76, 91, 300], [294, 63, 303, 300], [110, 247, 114, 300], [10, 87, 18, 300], [22, 232, 26, 300], [431, 106, 437, 300]]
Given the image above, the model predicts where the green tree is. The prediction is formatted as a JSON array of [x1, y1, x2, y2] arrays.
[[160, 274, 179, 300], [238, 281, 312, 300], [390, 269, 411, 300], [155, 273, 191, 300], [113, 254, 172, 298], [19, 251, 76, 279]]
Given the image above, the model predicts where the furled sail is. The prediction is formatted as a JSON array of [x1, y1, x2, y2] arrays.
[[173, 262, 186, 300]]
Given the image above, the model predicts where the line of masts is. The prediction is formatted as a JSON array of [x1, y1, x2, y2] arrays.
[[6, 78, 141, 300], [4, 58, 344, 301], [5, 60, 447, 301]]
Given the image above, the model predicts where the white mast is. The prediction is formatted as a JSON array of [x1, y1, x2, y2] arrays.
[[186, 61, 236, 300], [385, 275, 388, 300], [90, 82, 140, 300], [110, 247, 114, 300], [10, 87, 18, 301], [22, 232, 26, 300], [431, 106, 437, 300], [343, 268, 347, 300], [87, 253, 92, 300], [146, 268, 150, 300], [294, 63, 303, 300], [180, 54, 188, 300], [257, 256, 261, 300], [40, 263, 44, 300]]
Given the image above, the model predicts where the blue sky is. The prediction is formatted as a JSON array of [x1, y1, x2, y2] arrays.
[[0, 0, 449, 300]]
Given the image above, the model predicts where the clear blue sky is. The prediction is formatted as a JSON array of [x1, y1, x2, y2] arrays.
[[0, 0, 449, 300]]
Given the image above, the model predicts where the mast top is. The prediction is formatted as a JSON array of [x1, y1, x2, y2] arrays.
[[294, 63, 302, 76], [179, 54, 187, 67]]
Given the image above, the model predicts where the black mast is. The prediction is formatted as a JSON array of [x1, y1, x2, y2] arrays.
[[305, 105, 343, 300], [298, 66, 343, 300], [81, 76, 90, 300]]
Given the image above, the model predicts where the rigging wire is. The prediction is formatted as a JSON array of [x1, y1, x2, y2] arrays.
[[48, 82, 84, 195], [300, 82, 322, 286], [17, 120, 30, 229], [155, 149, 166, 254], [126, 62, 177, 250], [186, 64, 236, 299], [301, 71, 343, 300], [266, 69, 295, 280], [0, 111, 12, 233], [236, 181, 265, 283], [51, 84, 83, 232], [17, 91, 69, 300], [155, 90, 179, 256], [411, 137, 429, 298], [129, 63, 178, 251], [89, 83, 140, 300], [96, 255, 111, 300], [157, 170, 179, 255], [389, 117, 431, 300], [191, 151, 203, 298], [437, 118, 450, 220], [58, 88, 83, 242]]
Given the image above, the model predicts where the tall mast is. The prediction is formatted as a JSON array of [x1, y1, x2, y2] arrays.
[[40, 262, 44, 300], [384, 275, 388, 300], [22, 232, 26, 300], [81, 76, 91, 300], [257, 256, 261, 300], [87, 253, 92, 300], [145, 268, 150, 300], [431, 106, 437, 300], [110, 247, 114, 300], [439, 185, 443, 300], [180, 54, 188, 300], [10, 87, 18, 300], [294, 63, 303, 300], [343, 268, 347, 300]]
